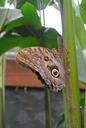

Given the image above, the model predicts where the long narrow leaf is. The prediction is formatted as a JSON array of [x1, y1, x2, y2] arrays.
[[62, 0, 81, 127]]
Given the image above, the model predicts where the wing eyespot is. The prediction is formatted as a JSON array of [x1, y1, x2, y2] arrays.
[[51, 68, 60, 78], [47, 66, 60, 78], [44, 56, 49, 61]]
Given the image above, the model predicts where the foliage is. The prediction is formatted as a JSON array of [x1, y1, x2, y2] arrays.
[[0, 2, 41, 32], [0, 2, 59, 54], [80, 0, 86, 23], [73, 1, 86, 84], [15, 0, 54, 9], [0, 0, 5, 6], [73, 2, 86, 49]]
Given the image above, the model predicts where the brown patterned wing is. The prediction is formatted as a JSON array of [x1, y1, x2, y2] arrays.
[[16, 47, 65, 92]]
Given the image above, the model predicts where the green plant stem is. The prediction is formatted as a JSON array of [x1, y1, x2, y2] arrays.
[[45, 87, 52, 128], [0, 56, 5, 128], [62, 0, 81, 127], [0, 1, 6, 128]]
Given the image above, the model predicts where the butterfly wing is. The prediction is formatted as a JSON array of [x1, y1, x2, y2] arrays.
[[16, 47, 65, 91]]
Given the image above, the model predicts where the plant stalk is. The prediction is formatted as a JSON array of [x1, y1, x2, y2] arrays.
[[0, 2, 6, 128], [62, 0, 81, 127], [0, 56, 5, 128], [45, 87, 52, 128]]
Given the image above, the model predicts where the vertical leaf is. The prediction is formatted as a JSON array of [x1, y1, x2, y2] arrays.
[[62, 0, 81, 127]]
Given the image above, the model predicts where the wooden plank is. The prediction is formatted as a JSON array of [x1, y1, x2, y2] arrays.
[[5, 60, 43, 87]]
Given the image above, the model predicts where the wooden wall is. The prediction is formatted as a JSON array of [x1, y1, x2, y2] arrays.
[[5, 60, 43, 88]]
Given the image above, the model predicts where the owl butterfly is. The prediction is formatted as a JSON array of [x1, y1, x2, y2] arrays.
[[16, 47, 65, 92]]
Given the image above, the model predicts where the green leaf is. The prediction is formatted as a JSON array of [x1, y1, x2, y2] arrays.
[[73, 2, 86, 49], [80, 0, 86, 23], [0, 34, 39, 54], [73, 1, 86, 83], [41, 28, 59, 48], [74, 15, 86, 49], [0, 0, 5, 6], [21, 2, 41, 30], [16, 0, 53, 9], [0, 27, 59, 54], [0, 3, 42, 33], [5, 17, 25, 33]]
